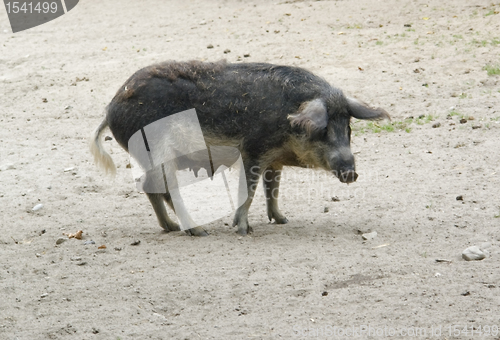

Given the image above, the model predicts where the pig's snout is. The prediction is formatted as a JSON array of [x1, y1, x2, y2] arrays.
[[329, 148, 358, 183], [339, 168, 358, 183]]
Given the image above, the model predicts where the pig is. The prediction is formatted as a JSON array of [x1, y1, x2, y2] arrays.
[[90, 60, 389, 236]]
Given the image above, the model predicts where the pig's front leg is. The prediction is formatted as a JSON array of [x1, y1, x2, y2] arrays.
[[232, 161, 261, 236], [263, 165, 288, 224]]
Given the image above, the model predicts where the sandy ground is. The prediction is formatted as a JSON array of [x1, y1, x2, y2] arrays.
[[1, 0, 500, 339]]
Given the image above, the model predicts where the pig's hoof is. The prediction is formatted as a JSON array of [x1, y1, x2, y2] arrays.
[[185, 226, 209, 237], [161, 222, 181, 233], [236, 225, 253, 236], [268, 211, 288, 224], [167, 223, 181, 232], [274, 216, 289, 224]]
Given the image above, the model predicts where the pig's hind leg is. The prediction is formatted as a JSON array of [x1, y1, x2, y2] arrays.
[[146, 193, 181, 232], [141, 167, 181, 232], [143, 166, 206, 236], [162, 192, 209, 237], [263, 165, 289, 224]]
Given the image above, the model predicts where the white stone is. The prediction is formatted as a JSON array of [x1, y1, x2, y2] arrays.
[[462, 246, 486, 261], [362, 231, 377, 240], [32, 204, 43, 211]]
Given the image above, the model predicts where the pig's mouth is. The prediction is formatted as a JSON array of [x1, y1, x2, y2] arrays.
[[337, 170, 358, 184]]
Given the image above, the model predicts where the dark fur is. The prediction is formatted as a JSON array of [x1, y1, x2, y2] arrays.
[[99, 60, 388, 236]]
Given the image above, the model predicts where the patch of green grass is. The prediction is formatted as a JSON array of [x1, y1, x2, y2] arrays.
[[483, 64, 500, 76], [485, 10, 497, 17], [414, 38, 419, 45], [449, 110, 461, 117], [406, 28, 415, 32], [347, 23, 363, 29], [494, 212, 500, 218], [352, 113, 443, 135], [459, 92, 468, 99], [492, 38, 500, 46], [453, 34, 463, 39], [376, 40, 383, 45], [414, 114, 434, 125], [352, 117, 418, 135]]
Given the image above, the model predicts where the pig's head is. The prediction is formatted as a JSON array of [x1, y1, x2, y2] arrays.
[[288, 96, 389, 184]]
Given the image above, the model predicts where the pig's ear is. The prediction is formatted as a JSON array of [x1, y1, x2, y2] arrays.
[[347, 97, 390, 121], [288, 99, 328, 136]]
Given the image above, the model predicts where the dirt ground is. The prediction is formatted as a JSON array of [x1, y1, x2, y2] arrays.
[[1, 0, 500, 339]]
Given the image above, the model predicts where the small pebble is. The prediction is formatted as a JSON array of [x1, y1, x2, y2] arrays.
[[223, 49, 231, 54], [104, 136, 113, 141], [331, 196, 340, 202], [435, 259, 452, 263], [35, 253, 42, 257], [243, 52, 250, 57], [64, 167, 75, 172], [459, 118, 467, 124], [323, 207, 329, 213], [32, 204, 44, 211], [432, 122, 441, 128], [41, 293, 48, 298], [321, 291, 328, 296], [83, 240, 95, 245], [56, 237, 67, 245], [207, 44, 214, 49], [77, 262, 87, 266], [462, 246, 486, 261], [456, 195, 463, 201], [472, 125, 482, 129], [0, 163, 15, 171], [131, 240, 141, 246], [362, 231, 377, 240]]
